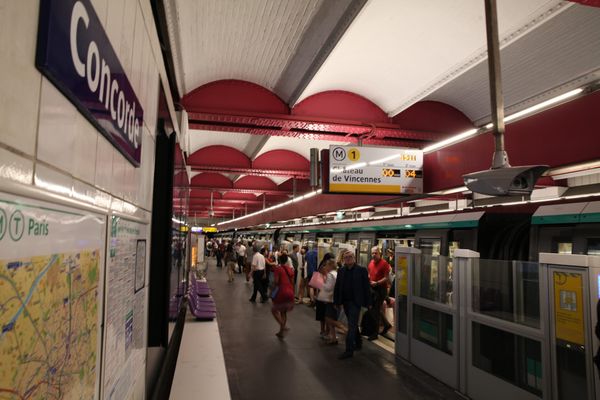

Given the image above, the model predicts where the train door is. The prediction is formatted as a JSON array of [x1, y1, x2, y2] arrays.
[[540, 253, 600, 400]]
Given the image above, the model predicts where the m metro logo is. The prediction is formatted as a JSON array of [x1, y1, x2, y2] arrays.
[[332, 147, 347, 161]]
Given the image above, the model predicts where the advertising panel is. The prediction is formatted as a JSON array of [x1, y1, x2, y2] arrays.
[[102, 217, 148, 399], [0, 191, 105, 399], [328, 145, 423, 194], [396, 255, 409, 296], [553, 271, 585, 345]]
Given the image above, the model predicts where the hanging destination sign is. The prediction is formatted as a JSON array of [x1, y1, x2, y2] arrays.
[[328, 145, 423, 194]]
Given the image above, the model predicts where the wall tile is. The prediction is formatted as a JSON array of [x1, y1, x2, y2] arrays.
[[90, 0, 109, 26], [139, 38, 150, 114], [72, 114, 99, 185], [145, 67, 159, 137], [94, 135, 114, 192], [131, 5, 145, 97], [111, 149, 127, 199], [37, 79, 78, 174], [105, 0, 125, 65], [34, 164, 74, 198], [0, 147, 33, 185], [120, 0, 137, 76], [72, 179, 110, 209], [0, 0, 41, 155], [139, 130, 155, 210]]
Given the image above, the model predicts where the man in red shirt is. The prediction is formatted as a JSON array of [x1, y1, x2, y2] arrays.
[[367, 246, 392, 340]]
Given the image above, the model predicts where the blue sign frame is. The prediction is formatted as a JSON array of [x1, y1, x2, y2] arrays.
[[36, 0, 144, 166]]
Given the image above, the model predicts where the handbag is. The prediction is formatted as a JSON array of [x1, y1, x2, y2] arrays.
[[308, 271, 324, 290]]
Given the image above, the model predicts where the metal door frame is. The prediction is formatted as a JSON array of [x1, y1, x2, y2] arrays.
[[395, 247, 419, 360], [541, 253, 596, 400], [465, 256, 550, 400], [409, 251, 459, 389]]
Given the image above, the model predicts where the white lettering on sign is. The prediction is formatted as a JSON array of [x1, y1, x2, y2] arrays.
[[70, 1, 141, 149]]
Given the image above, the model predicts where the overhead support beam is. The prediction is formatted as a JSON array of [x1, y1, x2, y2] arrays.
[[181, 198, 266, 205], [189, 165, 309, 179], [176, 186, 292, 196], [274, 0, 369, 105], [188, 111, 442, 148]]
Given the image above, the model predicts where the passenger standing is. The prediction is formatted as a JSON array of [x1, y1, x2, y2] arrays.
[[224, 244, 237, 283], [333, 250, 371, 359], [289, 244, 300, 283], [313, 252, 334, 338], [367, 246, 392, 340], [295, 246, 308, 304], [249, 248, 268, 302], [271, 254, 295, 338], [237, 241, 247, 274], [305, 245, 318, 306], [317, 259, 339, 344]]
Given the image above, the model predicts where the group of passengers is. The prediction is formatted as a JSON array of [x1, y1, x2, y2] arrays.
[[213, 238, 393, 359]]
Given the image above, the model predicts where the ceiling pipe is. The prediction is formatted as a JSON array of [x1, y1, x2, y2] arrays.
[[462, 0, 549, 196], [485, 0, 508, 169]]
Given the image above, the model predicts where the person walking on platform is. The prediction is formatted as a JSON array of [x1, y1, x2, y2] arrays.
[[236, 241, 247, 274], [224, 243, 237, 283], [250, 248, 268, 302], [367, 246, 392, 340], [271, 254, 295, 338], [333, 250, 372, 359], [216, 240, 224, 268]]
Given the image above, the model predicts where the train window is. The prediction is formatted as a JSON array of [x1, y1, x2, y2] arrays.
[[472, 259, 540, 328], [412, 304, 453, 354], [419, 238, 441, 257], [587, 239, 600, 255], [358, 239, 371, 267], [557, 242, 573, 254], [472, 322, 542, 396], [413, 255, 453, 305], [448, 241, 460, 258]]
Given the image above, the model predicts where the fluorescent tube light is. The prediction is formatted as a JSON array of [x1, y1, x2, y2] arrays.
[[423, 129, 477, 153], [425, 87, 584, 153]]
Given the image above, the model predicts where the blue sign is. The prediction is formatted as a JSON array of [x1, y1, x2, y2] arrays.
[[36, 0, 144, 166]]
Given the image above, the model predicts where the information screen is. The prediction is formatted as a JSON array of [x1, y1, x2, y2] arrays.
[[328, 145, 423, 194]]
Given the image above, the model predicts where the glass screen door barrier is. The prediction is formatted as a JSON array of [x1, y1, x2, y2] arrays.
[[540, 253, 600, 400]]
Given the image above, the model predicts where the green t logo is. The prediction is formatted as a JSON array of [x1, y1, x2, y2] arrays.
[[9, 210, 25, 241]]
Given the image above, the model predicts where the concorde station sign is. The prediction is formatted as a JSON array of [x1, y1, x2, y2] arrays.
[[36, 0, 144, 166], [328, 145, 423, 195]]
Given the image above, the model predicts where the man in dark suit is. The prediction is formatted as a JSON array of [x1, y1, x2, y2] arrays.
[[333, 250, 372, 359]]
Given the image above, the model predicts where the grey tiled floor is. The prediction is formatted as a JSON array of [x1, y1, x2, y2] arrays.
[[204, 257, 463, 400]]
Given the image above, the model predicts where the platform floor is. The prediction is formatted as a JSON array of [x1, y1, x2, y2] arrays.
[[175, 258, 463, 400]]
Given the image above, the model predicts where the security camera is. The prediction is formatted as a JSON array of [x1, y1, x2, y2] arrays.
[[463, 165, 548, 196]]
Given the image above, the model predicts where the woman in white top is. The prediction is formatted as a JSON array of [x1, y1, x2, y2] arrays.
[[317, 259, 340, 344]]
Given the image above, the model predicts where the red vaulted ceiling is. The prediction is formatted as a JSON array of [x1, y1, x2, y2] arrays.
[[167, 1, 600, 223], [181, 79, 471, 219]]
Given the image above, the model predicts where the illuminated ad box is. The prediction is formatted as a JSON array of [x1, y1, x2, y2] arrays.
[[327, 145, 423, 195]]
